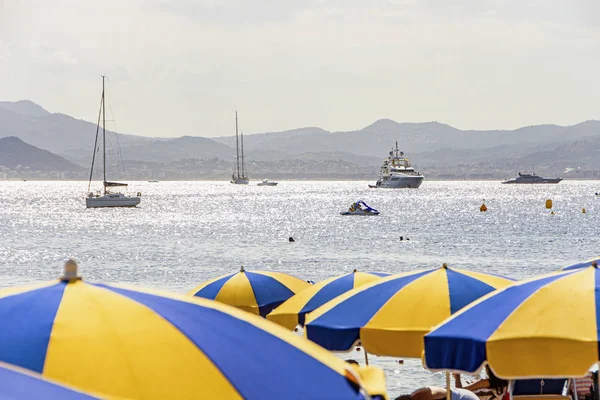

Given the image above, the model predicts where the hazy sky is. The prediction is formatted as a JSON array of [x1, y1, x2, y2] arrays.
[[1, 0, 599, 137]]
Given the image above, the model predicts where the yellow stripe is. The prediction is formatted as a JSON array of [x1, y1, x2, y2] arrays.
[[267, 274, 345, 329], [353, 272, 385, 288], [252, 271, 310, 293], [306, 270, 426, 324], [456, 270, 513, 289], [214, 272, 260, 314], [0, 280, 59, 299], [362, 268, 451, 358], [487, 268, 597, 378], [98, 283, 356, 380], [44, 281, 241, 400]]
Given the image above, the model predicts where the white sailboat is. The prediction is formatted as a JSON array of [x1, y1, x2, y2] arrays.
[[86, 76, 141, 208], [231, 111, 249, 184]]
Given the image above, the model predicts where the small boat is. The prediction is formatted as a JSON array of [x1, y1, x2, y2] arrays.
[[258, 179, 278, 186], [502, 172, 562, 184], [148, 180, 159, 183], [86, 76, 141, 208], [341, 201, 380, 216]]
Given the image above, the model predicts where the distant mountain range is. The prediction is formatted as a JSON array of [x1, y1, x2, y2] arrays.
[[0, 100, 599, 180]]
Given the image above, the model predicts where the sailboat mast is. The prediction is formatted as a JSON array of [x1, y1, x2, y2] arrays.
[[235, 111, 240, 178], [102, 75, 107, 193], [88, 84, 104, 192], [241, 130, 245, 178]]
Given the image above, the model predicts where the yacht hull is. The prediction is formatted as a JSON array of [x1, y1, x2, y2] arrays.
[[371, 175, 424, 189], [86, 195, 141, 208], [502, 178, 562, 184], [231, 179, 249, 184], [258, 182, 278, 186]]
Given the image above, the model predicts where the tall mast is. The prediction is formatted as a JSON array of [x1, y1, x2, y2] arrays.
[[241, 130, 245, 178], [235, 111, 240, 179], [88, 81, 104, 192], [102, 75, 107, 192]]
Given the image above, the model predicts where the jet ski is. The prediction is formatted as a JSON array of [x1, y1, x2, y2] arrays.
[[341, 201, 380, 216]]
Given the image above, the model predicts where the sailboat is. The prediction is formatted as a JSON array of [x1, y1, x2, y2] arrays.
[[86, 76, 141, 208], [231, 111, 249, 184]]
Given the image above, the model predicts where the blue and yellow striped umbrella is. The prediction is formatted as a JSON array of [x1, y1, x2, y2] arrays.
[[424, 264, 600, 378], [267, 269, 389, 330], [188, 266, 310, 317], [305, 265, 513, 358], [0, 267, 370, 399], [0, 362, 98, 399], [562, 256, 600, 271]]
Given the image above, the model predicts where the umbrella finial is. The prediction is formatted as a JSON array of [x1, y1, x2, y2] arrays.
[[61, 259, 81, 282], [593, 262, 598, 269], [240, 266, 245, 273], [442, 263, 448, 269], [353, 269, 357, 273]]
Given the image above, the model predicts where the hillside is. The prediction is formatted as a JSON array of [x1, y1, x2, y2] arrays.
[[0, 136, 83, 172]]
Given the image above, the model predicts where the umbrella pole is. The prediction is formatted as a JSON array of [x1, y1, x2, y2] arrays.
[[446, 372, 451, 400], [363, 347, 369, 366]]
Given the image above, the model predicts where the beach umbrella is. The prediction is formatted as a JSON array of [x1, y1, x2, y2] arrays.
[[305, 265, 513, 358], [267, 269, 389, 330], [423, 263, 600, 378], [188, 266, 310, 317], [0, 260, 372, 399], [562, 256, 600, 271], [0, 361, 98, 399]]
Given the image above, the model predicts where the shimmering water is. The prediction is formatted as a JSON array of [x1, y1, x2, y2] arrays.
[[1, 180, 599, 396]]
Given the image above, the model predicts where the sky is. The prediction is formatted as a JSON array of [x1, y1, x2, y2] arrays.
[[0, 0, 599, 137]]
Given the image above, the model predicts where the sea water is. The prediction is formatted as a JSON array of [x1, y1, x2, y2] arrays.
[[0, 180, 598, 395]]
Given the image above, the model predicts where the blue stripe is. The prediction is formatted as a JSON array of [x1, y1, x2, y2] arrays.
[[425, 272, 571, 372], [0, 282, 66, 373], [306, 270, 434, 351], [95, 285, 365, 400], [299, 274, 355, 320], [564, 258, 600, 271], [192, 274, 234, 299], [446, 269, 496, 314], [0, 364, 98, 399], [369, 272, 390, 277], [245, 272, 295, 317]]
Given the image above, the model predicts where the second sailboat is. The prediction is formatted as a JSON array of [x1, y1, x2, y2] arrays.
[[231, 111, 249, 184]]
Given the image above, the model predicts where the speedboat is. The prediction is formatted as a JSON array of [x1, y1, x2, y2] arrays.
[[502, 172, 562, 184], [369, 142, 424, 189], [258, 179, 278, 186], [341, 201, 380, 216]]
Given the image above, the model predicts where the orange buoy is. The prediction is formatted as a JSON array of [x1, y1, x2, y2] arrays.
[[480, 203, 487, 212], [583, 208, 586, 214], [545, 199, 553, 209]]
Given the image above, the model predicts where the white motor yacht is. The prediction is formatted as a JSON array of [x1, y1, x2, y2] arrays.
[[369, 142, 424, 189], [258, 179, 278, 186]]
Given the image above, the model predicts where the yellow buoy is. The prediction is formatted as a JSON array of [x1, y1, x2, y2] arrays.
[[545, 199, 553, 209], [583, 208, 586, 214]]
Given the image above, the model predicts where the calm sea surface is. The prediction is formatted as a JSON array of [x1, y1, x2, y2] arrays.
[[1, 180, 599, 396]]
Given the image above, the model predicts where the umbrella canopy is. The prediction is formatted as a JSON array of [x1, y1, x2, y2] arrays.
[[188, 266, 310, 317], [562, 256, 600, 271], [424, 264, 600, 378], [0, 362, 98, 399], [0, 264, 370, 400], [267, 270, 389, 330], [305, 265, 513, 358]]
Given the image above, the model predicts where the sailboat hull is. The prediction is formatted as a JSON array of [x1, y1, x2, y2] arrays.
[[230, 178, 249, 185], [86, 194, 141, 208]]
